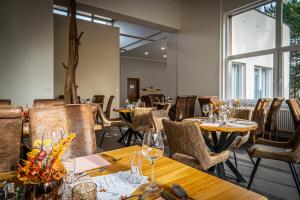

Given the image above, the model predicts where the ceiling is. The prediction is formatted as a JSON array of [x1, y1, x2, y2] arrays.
[[114, 21, 169, 62], [121, 38, 168, 62]]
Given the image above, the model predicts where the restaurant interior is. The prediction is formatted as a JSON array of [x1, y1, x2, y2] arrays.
[[0, 0, 300, 199]]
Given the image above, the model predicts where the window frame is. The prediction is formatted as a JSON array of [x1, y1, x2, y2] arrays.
[[222, 0, 300, 99]]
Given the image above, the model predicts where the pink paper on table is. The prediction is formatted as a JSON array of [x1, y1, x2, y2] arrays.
[[74, 154, 111, 173]]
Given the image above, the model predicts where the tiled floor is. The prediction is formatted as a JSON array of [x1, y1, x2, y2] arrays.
[[96, 127, 300, 200]]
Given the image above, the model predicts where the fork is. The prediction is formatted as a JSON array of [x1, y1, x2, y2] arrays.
[[76, 166, 108, 178]]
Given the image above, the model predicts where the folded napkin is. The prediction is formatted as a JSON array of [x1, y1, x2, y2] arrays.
[[74, 154, 111, 173]]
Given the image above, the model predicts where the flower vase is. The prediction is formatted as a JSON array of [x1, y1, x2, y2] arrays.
[[25, 180, 62, 200]]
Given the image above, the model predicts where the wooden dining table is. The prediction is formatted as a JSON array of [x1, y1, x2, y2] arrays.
[[0, 146, 267, 200], [183, 117, 258, 182]]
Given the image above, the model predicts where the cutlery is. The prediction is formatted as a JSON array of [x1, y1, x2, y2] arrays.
[[123, 194, 142, 199], [160, 191, 176, 200], [138, 193, 149, 200], [76, 166, 108, 178], [172, 184, 194, 200], [101, 153, 122, 162]]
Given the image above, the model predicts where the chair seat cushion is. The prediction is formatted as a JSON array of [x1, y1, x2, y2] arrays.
[[250, 143, 297, 163]]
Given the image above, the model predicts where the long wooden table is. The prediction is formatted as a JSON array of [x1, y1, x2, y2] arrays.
[[0, 146, 267, 199], [96, 146, 266, 200]]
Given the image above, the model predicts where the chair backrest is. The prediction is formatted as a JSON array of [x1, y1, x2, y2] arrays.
[[151, 110, 170, 133], [286, 99, 300, 131], [98, 104, 111, 126], [105, 95, 115, 119], [251, 98, 271, 134], [132, 107, 154, 129], [0, 99, 11, 107], [185, 96, 197, 118], [0, 107, 23, 172], [175, 96, 188, 121], [163, 103, 173, 114], [198, 96, 218, 116], [162, 120, 211, 169], [141, 95, 153, 107], [265, 98, 284, 133], [34, 99, 65, 108], [29, 104, 96, 158], [93, 95, 105, 105]]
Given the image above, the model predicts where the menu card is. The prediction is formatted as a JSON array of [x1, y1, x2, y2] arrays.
[[92, 170, 148, 200]]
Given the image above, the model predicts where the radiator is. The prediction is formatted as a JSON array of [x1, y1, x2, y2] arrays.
[[277, 109, 294, 133]]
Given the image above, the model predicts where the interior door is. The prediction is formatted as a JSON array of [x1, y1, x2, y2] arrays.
[[127, 78, 140, 102]]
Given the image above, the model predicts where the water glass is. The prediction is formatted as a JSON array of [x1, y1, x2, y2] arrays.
[[72, 182, 97, 200], [62, 156, 76, 184], [130, 151, 143, 184]]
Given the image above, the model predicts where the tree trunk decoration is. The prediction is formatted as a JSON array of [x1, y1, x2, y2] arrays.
[[63, 0, 83, 104]]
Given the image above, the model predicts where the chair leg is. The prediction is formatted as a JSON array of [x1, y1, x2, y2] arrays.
[[289, 163, 300, 195], [99, 130, 106, 148], [118, 126, 124, 137], [275, 130, 278, 141], [233, 149, 238, 169], [245, 146, 255, 165], [252, 135, 256, 144], [247, 158, 261, 189]]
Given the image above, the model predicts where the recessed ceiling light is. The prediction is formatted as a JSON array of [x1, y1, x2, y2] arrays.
[[163, 54, 167, 58], [161, 46, 165, 50], [144, 52, 149, 55]]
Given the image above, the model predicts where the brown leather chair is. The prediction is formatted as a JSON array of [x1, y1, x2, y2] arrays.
[[141, 95, 153, 107], [93, 95, 105, 109], [105, 95, 114, 119], [0, 107, 23, 172], [264, 97, 284, 140], [286, 99, 300, 131], [174, 96, 188, 121], [162, 120, 229, 174], [247, 127, 300, 194], [151, 110, 170, 133], [34, 99, 65, 108], [29, 104, 97, 158], [0, 99, 11, 107], [250, 98, 271, 143], [198, 96, 218, 117], [185, 95, 197, 118]]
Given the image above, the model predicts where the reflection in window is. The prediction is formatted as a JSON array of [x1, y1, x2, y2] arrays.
[[254, 66, 272, 99], [232, 62, 245, 99]]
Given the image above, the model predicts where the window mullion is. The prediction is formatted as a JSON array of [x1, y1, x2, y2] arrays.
[[275, 0, 283, 97]]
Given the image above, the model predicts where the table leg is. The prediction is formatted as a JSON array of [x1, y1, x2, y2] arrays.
[[225, 159, 246, 182], [126, 130, 133, 146], [118, 129, 129, 143]]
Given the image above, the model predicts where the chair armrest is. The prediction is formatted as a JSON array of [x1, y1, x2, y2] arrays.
[[208, 150, 230, 168], [256, 138, 289, 148]]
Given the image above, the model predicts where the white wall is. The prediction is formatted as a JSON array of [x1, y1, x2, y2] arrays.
[[0, 0, 54, 106], [120, 57, 167, 105], [54, 15, 120, 115], [76, 0, 181, 30]]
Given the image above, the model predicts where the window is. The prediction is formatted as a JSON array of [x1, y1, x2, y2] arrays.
[[224, 0, 300, 99], [254, 66, 272, 99], [232, 62, 245, 99]]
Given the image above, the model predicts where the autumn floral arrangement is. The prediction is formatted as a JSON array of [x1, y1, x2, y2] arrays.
[[17, 133, 76, 184], [210, 100, 224, 114]]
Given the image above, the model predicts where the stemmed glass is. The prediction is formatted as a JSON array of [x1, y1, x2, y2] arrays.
[[142, 132, 164, 194], [202, 104, 210, 121]]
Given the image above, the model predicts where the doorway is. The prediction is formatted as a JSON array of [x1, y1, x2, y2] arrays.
[[127, 78, 140, 101]]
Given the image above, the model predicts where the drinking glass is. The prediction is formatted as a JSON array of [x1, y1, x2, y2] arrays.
[[62, 155, 76, 199], [130, 151, 143, 184], [202, 104, 210, 120], [142, 132, 164, 194]]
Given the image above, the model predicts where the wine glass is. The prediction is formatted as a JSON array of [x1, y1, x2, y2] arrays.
[[62, 155, 76, 199], [142, 132, 164, 194], [202, 104, 210, 120]]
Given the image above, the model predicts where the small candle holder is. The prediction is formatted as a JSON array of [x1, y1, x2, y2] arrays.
[[72, 182, 97, 200]]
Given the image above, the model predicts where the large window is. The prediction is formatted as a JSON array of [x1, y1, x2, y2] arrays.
[[224, 0, 300, 99]]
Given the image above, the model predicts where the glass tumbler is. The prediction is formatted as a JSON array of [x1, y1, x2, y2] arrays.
[[130, 151, 143, 184]]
